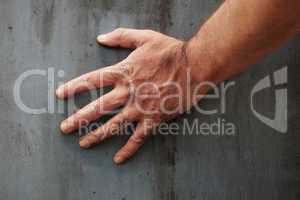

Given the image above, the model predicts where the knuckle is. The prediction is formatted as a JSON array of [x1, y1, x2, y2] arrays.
[[118, 63, 132, 75], [143, 29, 153, 34], [143, 29, 156, 37], [126, 108, 141, 121], [114, 90, 129, 105], [115, 28, 127, 42], [86, 133, 98, 143], [130, 134, 144, 144], [119, 148, 131, 158], [115, 27, 126, 32]]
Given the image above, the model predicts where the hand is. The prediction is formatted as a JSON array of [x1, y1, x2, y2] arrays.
[[56, 28, 207, 164]]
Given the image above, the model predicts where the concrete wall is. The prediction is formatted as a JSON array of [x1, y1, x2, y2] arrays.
[[0, 0, 299, 199]]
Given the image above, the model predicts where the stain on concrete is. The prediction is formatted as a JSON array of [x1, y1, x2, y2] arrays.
[[89, 0, 115, 11], [31, 0, 56, 45], [153, 134, 177, 200], [159, 0, 173, 32]]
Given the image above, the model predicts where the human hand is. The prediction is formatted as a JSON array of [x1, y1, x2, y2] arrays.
[[56, 28, 210, 164]]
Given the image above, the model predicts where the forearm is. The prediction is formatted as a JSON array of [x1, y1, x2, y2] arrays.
[[186, 0, 300, 83]]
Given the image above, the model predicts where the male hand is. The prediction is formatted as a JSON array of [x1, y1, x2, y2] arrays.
[[56, 0, 300, 165], [56, 28, 206, 164]]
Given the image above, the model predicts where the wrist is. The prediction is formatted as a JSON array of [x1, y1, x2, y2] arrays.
[[183, 36, 224, 84]]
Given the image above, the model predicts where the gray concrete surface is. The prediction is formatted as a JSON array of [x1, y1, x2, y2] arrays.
[[0, 0, 299, 199]]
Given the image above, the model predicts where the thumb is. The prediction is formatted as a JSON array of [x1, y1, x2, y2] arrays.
[[97, 28, 154, 48]]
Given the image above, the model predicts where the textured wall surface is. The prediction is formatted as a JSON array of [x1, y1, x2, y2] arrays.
[[0, 0, 299, 200]]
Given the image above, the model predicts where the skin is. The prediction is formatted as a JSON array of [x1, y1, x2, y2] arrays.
[[56, 0, 300, 164]]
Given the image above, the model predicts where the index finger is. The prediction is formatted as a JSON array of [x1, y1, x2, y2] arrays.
[[56, 65, 122, 99]]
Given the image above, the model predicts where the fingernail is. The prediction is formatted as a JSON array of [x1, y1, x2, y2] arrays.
[[55, 86, 64, 99], [79, 139, 90, 148], [60, 120, 69, 133], [113, 155, 123, 165], [97, 34, 107, 43]]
